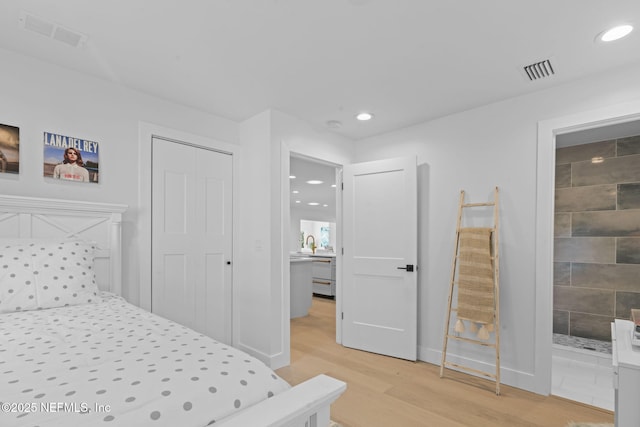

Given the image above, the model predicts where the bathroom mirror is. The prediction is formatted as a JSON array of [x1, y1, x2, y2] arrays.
[[300, 220, 336, 253]]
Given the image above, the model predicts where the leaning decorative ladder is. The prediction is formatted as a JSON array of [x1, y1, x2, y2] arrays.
[[440, 187, 501, 395]]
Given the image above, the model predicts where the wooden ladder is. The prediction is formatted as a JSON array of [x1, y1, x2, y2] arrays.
[[439, 187, 501, 395]]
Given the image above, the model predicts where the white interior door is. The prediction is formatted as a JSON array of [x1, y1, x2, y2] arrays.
[[342, 156, 417, 360], [152, 137, 233, 344]]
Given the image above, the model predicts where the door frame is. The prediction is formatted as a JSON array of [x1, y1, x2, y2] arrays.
[[138, 122, 240, 345], [282, 144, 344, 345], [535, 100, 640, 395]]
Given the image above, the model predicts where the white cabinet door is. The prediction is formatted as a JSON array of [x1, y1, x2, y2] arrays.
[[342, 156, 417, 361], [152, 137, 233, 344]]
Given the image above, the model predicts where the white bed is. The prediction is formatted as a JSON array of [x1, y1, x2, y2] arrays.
[[0, 195, 345, 427]]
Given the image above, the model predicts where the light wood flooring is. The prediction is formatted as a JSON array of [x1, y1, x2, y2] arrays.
[[276, 297, 614, 427]]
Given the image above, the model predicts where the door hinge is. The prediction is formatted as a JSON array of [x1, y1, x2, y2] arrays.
[[341, 312, 344, 320], [341, 182, 344, 190], [341, 247, 344, 255]]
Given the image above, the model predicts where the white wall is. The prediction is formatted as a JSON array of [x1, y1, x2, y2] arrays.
[[0, 48, 238, 308], [353, 62, 640, 393], [236, 111, 274, 361], [271, 110, 354, 368], [17, 40, 639, 389], [234, 109, 353, 368], [0, 49, 354, 370]]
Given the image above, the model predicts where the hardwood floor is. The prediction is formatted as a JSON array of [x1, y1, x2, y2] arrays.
[[276, 297, 614, 427]]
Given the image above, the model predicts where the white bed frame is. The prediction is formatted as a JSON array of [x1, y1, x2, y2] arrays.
[[0, 194, 346, 427]]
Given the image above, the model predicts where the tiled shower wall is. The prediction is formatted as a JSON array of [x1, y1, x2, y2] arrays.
[[553, 135, 640, 342]]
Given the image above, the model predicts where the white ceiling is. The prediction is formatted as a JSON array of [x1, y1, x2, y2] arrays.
[[2, 1, 640, 140], [290, 156, 337, 210]]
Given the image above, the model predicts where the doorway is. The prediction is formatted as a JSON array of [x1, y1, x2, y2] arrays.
[[536, 102, 640, 399], [550, 121, 640, 409], [288, 154, 341, 326]]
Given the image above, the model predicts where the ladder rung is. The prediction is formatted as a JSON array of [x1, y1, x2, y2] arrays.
[[444, 361, 497, 380], [441, 188, 500, 394], [455, 255, 496, 260], [453, 282, 498, 290], [447, 334, 496, 347], [449, 307, 497, 319], [462, 202, 495, 207]]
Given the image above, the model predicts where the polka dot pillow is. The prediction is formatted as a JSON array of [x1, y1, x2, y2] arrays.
[[0, 240, 100, 314], [0, 242, 38, 313]]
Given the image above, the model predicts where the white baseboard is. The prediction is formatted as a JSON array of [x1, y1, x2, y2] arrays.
[[419, 345, 538, 394]]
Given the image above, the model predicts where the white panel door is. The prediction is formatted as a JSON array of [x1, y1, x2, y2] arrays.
[[342, 156, 417, 360], [152, 137, 233, 344]]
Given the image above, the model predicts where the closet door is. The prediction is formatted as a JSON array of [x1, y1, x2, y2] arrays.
[[152, 137, 233, 344]]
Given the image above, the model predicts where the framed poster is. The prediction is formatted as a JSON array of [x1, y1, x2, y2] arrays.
[[0, 123, 19, 175], [43, 132, 99, 183]]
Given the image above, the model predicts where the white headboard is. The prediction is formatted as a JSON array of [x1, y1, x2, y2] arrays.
[[0, 195, 127, 295]]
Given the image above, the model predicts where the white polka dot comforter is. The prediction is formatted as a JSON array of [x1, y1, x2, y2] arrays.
[[0, 293, 290, 426]]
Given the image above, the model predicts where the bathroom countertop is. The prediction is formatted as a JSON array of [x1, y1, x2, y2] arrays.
[[292, 252, 336, 258]]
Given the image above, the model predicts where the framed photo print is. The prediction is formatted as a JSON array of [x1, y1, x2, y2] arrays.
[[43, 132, 99, 183], [0, 123, 20, 175]]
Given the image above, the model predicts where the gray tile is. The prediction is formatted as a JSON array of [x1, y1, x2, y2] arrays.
[[555, 185, 616, 212], [553, 237, 615, 263], [615, 291, 640, 318], [553, 333, 611, 353], [553, 310, 569, 334], [569, 312, 614, 341], [556, 140, 616, 164], [555, 164, 571, 188], [572, 263, 640, 291], [617, 238, 640, 264], [554, 286, 614, 315], [572, 210, 640, 237], [554, 213, 571, 237], [554, 262, 571, 285], [618, 183, 640, 210], [572, 154, 640, 186], [617, 135, 640, 156]]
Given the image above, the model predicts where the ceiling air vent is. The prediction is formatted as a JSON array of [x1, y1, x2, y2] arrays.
[[522, 59, 555, 81], [19, 11, 88, 48]]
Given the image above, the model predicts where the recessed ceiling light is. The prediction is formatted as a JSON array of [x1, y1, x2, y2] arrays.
[[598, 24, 633, 42], [289, 175, 296, 179], [308, 202, 319, 206], [331, 184, 336, 188], [292, 190, 299, 194], [356, 112, 373, 121], [323, 204, 329, 207], [306, 180, 323, 185], [295, 200, 301, 204]]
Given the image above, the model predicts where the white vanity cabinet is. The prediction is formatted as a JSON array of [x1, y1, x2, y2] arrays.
[[290, 258, 313, 318], [311, 256, 336, 297], [612, 319, 640, 427]]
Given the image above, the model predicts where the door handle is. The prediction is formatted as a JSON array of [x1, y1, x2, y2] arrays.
[[397, 264, 415, 272]]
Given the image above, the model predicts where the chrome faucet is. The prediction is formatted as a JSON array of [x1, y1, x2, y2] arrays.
[[305, 235, 316, 254]]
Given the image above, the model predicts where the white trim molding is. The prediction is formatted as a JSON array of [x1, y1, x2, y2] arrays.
[[535, 99, 640, 395], [137, 121, 240, 343]]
